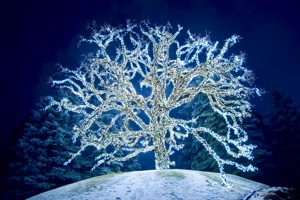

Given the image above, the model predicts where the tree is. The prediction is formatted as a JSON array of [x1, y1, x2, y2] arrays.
[[45, 21, 260, 186], [178, 94, 227, 172], [3, 99, 140, 199], [3, 103, 83, 199], [264, 89, 300, 188], [179, 94, 270, 183]]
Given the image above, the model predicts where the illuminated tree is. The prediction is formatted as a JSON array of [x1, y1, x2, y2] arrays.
[[45, 21, 261, 186]]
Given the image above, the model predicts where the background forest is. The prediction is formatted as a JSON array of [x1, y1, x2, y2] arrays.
[[1, 88, 299, 199]]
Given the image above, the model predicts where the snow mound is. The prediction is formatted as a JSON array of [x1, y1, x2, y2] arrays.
[[28, 169, 269, 200]]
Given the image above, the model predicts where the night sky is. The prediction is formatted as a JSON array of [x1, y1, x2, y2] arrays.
[[1, 0, 299, 168]]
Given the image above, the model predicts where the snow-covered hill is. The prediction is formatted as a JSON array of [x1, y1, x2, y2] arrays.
[[27, 169, 292, 200]]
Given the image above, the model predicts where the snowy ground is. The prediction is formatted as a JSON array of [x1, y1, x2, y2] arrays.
[[28, 169, 270, 200]]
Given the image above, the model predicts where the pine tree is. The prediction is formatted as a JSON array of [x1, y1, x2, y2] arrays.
[[3, 96, 140, 199], [179, 94, 270, 182], [3, 103, 80, 199], [264, 89, 300, 187], [179, 94, 226, 172], [236, 112, 271, 182]]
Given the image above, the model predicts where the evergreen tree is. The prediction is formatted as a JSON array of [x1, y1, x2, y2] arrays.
[[264, 89, 300, 188], [178, 94, 226, 172], [3, 97, 140, 199], [236, 112, 271, 182], [3, 103, 80, 199], [179, 94, 270, 182]]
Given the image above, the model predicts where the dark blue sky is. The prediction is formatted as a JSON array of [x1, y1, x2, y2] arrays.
[[1, 0, 299, 160]]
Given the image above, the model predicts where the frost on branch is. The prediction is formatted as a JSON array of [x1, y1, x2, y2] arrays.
[[45, 21, 260, 186]]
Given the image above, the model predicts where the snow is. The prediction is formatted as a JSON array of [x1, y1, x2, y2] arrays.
[[27, 169, 269, 200]]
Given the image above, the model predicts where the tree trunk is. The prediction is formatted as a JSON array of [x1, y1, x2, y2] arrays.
[[153, 135, 172, 169]]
